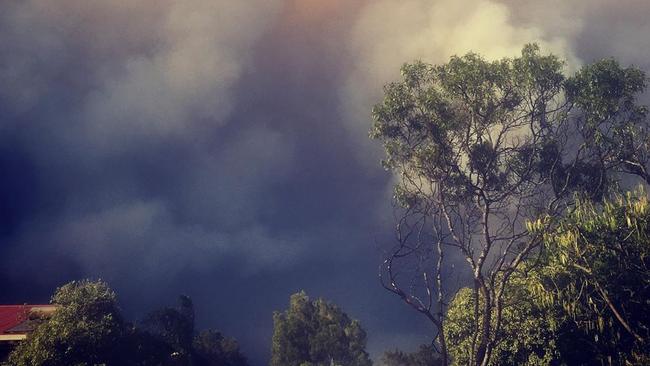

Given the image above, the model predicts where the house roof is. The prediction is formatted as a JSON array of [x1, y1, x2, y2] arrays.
[[0, 305, 57, 341]]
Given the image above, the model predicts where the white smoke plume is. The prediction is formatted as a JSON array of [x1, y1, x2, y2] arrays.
[[342, 0, 580, 167], [2, 1, 650, 363]]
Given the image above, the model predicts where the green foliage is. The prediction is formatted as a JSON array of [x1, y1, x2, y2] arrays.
[[532, 190, 650, 364], [6, 280, 248, 366], [271, 291, 372, 366], [379, 344, 441, 366], [371, 43, 568, 205], [141, 295, 249, 366], [566, 58, 647, 123], [192, 330, 249, 366], [7, 279, 128, 366], [142, 295, 196, 362], [444, 283, 560, 366], [372, 43, 649, 208], [371, 43, 649, 365], [438, 190, 650, 365], [566, 59, 650, 190]]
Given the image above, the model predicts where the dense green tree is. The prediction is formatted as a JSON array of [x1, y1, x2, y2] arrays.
[[271, 291, 372, 366], [6, 280, 248, 366], [379, 344, 441, 366], [192, 330, 249, 366], [7, 279, 129, 366], [142, 295, 249, 366], [371, 44, 649, 365], [423, 192, 650, 366], [531, 191, 650, 364], [565, 60, 649, 188], [442, 272, 615, 366], [444, 284, 560, 365], [142, 295, 196, 364]]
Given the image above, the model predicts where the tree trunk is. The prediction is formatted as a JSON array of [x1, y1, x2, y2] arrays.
[[439, 324, 449, 366], [475, 279, 492, 366]]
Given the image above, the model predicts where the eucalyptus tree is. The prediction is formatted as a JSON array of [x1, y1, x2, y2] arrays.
[[371, 44, 648, 365]]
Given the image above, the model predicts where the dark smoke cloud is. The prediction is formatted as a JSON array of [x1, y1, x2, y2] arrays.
[[1, 1, 649, 364], [1, 0, 289, 274]]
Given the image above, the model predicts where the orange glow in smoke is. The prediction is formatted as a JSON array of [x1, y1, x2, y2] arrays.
[[283, 0, 350, 24]]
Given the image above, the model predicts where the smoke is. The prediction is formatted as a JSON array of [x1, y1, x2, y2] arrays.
[[80, 1, 287, 152], [341, 0, 580, 167], [0, 0, 294, 281], [341, 0, 650, 160], [1, 0, 285, 152], [1, 0, 650, 364]]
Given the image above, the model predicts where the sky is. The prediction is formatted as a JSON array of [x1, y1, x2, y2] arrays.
[[1, 1, 649, 364]]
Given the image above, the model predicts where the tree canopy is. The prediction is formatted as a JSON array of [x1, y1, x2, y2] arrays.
[[532, 191, 650, 364], [444, 281, 560, 365], [6, 280, 248, 366], [141, 295, 249, 366], [7, 280, 127, 366], [379, 344, 441, 366], [271, 291, 372, 366], [444, 191, 650, 365], [371, 44, 649, 365]]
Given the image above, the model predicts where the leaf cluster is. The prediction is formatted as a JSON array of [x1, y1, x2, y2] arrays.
[[270, 291, 372, 366], [6, 280, 249, 366], [532, 191, 650, 364], [379, 344, 442, 366]]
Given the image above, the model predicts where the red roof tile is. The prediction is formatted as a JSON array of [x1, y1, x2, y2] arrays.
[[0, 305, 53, 335]]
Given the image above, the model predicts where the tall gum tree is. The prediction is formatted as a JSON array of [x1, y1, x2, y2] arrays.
[[370, 44, 649, 366]]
